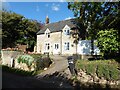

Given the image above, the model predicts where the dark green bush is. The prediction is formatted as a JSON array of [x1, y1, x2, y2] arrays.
[[35, 57, 52, 71]]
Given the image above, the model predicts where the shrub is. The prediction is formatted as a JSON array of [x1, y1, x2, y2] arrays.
[[85, 64, 96, 75], [76, 59, 120, 81], [17, 55, 34, 68], [35, 57, 52, 71], [96, 29, 119, 59]]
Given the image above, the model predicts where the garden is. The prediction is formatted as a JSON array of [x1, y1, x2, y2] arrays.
[[1, 53, 52, 76]]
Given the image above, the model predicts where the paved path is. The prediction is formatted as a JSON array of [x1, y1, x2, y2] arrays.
[[36, 55, 72, 78]]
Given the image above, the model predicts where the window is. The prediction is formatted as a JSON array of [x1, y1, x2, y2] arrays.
[[64, 29, 70, 35], [64, 42, 69, 50], [46, 32, 50, 38], [55, 44, 59, 49], [45, 43, 50, 50], [48, 33, 50, 38]]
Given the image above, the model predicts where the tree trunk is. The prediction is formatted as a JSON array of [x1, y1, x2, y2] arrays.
[[91, 39, 94, 55]]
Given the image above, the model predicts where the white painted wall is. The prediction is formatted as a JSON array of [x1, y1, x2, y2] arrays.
[[77, 40, 100, 55]]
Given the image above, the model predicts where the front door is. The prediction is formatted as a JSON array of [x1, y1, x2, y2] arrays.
[[53, 43, 60, 54]]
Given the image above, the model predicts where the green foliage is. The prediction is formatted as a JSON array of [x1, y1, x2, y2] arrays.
[[76, 59, 120, 81], [2, 65, 36, 76], [17, 55, 34, 67], [2, 10, 43, 50], [68, 2, 119, 39], [35, 57, 52, 71], [85, 64, 96, 75], [68, 2, 119, 55], [96, 64, 110, 80], [96, 29, 119, 58]]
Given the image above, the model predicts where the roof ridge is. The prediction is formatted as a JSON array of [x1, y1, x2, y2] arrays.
[[45, 18, 75, 26]]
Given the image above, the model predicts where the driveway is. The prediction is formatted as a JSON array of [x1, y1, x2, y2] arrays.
[[36, 55, 72, 78]]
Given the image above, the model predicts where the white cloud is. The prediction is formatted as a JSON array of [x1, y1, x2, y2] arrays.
[[51, 3, 60, 11], [65, 17, 73, 20]]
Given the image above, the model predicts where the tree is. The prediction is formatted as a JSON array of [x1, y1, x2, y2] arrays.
[[68, 2, 119, 55], [96, 29, 119, 59], [2, 10, 43, 51], [2, 10, 24, 48]]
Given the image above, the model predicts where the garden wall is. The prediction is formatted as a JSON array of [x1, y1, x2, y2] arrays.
[[1, 50, 23, 66], [1, 50, 35, 71]]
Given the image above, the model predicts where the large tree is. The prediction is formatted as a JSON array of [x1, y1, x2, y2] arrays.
[[2, 10, 43, 51], [68, 2, 119, 55]]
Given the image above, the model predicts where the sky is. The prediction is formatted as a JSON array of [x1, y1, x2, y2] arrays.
[[2, 2, 75, 23]]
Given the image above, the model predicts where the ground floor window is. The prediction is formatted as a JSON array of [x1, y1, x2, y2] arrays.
[[45, 43, 50, 50], [64, 42, 69, 50], [55, 44, 59, 50]]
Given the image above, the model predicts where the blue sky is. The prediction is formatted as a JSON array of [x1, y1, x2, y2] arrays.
[[2, 2, 75, 23]]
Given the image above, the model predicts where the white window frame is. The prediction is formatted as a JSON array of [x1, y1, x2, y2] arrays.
[[54, 43, 59, 50], [45, 43, 50, 50], [64, 42, 70, 50], [64, 29, 70, 35]]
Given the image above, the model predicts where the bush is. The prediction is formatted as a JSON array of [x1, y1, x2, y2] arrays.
[[85, 64, 96, 75], [96, 29, 119, 59], [76, 59, 120, 81], [17, 55, 34, 68], [35, 57, 52, 71]]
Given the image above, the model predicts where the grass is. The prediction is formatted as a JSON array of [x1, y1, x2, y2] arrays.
[[76, 59, 120, 81]]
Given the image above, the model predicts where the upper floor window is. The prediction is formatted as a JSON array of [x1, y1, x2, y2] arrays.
[[64, 29, 70, 35], [46, 32, 50, 38]]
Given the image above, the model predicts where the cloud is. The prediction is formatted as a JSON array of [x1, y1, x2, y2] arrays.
[[51, 3, 60, 11], [65, 17, 73, 20]]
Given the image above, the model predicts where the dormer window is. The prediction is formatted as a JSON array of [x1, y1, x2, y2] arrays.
[[46, 32, 50, 38], [64, 29, 70, 35]]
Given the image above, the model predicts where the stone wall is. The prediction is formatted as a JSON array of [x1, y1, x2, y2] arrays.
[[1, 50, 23, 66], [1, 50, 35, 71]]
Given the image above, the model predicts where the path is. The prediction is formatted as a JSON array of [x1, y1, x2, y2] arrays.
[[36, 55, 72, 78]]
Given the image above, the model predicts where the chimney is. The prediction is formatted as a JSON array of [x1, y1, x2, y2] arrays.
[[45, 15, 49, 25]]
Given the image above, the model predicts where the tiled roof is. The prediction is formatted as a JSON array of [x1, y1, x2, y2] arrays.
[[37, 19, 78, 35]]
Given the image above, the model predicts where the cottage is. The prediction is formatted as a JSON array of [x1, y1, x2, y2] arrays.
[[36, 16, 100, 55]]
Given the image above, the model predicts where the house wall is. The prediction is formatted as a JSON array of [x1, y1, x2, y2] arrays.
[[37, 34, 44, 53], [61, 25, 76, 55], [37, 31, 61, 54], [37, 26, 100, 55]]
